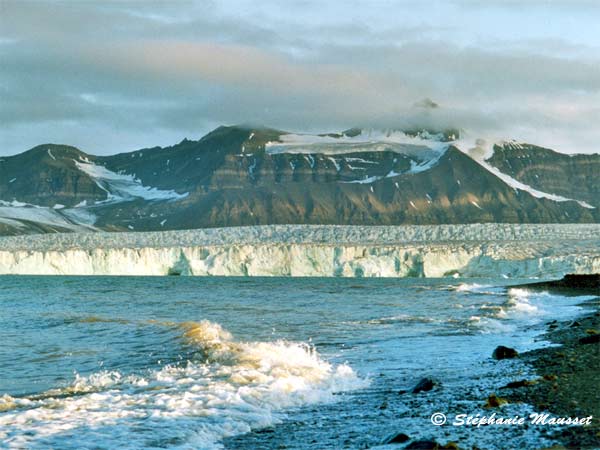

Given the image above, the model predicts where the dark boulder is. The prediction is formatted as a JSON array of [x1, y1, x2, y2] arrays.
[[412, 377, 437, 394], [501, 379, 535, 389], [484, 394, 508, 408], [404, 440, 459, 450], [579, 334, 600, 344], [384, 432, 410, 444], [492, 345, 518, 360], [405, 440, 440, 450]]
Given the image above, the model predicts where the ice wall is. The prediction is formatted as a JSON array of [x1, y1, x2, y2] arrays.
[[1, 224, 599, 277]]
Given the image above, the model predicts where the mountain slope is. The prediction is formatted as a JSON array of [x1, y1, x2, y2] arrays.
[[0, 144, 106, 207], [0, 126, 598, 235], [486, 142, 600, 208]]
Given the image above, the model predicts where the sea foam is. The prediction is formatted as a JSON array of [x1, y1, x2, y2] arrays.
[[0, 321, 366, 449]]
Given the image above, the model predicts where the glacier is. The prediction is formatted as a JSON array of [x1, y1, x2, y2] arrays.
[[0, 224, 598, 277], [74, 159, 189, 204]]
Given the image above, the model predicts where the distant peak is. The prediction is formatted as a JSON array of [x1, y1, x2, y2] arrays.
[[24, 144, 88, 158], [413, 98, 440, 109]]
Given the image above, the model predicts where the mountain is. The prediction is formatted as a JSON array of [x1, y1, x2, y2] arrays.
[[0, 126, 598, 235]]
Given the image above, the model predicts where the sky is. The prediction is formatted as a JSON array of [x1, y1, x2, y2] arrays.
[[1, 0, 600, 156]]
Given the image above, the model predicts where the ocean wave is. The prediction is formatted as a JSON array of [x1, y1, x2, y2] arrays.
[[0, 320, 367, 449], [364, 314, 437, 325], [452, 283, 505, 296]]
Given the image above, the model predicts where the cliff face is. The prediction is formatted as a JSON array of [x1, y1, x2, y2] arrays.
[[0, 127, 598, 235], [1, 225, 598, 277]]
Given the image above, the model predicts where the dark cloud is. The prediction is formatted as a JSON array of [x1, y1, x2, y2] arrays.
[[1, 0, 599, 155]]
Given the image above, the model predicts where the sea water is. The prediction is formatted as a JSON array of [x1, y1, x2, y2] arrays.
[[0, 277, 592, 449]]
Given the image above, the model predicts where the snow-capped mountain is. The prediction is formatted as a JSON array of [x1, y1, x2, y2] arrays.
[[0, 125, 598, 235]]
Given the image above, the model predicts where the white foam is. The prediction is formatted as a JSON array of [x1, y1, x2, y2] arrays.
[[0, 321, 366, 449], [454, 283, 491, 293], [504, 289, 541, 316]]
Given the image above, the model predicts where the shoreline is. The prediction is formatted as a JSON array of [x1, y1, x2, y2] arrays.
[[502, 296, 600, 449]]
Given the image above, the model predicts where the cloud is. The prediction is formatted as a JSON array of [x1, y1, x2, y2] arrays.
[[1, 0, 600, 155]]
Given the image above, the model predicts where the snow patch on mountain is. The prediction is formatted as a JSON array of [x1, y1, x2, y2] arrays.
[[452, 137, 595, 209], [266, 129, 451, 185], [74, 160, 188, 204], [266, 129, 449, 156], [480, 158, 595, 209]]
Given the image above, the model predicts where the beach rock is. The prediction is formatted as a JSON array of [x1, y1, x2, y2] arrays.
[[404, 440, 460, 450], [384, 432, 410, 444], [501, 379, 535, 389], [492, 345, 518, 360], [412, 377, 437, 394], [404, 440, 440, 449], [441, 444, 460, 450], [579, 334, 600, 344], [484, 394, 508, 408]]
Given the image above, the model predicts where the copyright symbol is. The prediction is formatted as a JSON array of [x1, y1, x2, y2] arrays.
[[431, 412, 446, 426]]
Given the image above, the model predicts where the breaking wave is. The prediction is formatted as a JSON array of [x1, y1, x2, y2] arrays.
[[0, 321, 366, 449]]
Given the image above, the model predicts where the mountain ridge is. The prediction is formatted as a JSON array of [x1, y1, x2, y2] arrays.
[[0, 125, 598, 235]]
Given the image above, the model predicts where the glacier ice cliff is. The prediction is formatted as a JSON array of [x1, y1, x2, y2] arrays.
[[0, 224, 598, 278]]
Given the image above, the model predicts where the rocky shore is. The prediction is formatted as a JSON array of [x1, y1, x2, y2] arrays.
[[381, 275, 600, 450], [502, 300, 600, 449]]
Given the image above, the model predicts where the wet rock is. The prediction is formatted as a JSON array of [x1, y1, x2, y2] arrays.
[[412, 377, 437, 394], [579, 334, 600, 344], [404, 440, 440, 449], [441, 444, 460, 450], [492, 345, 518, 360], [404, 440, 460, 450], [484, 394, 508, 408], [501, 379, 536, 389], [384, 432, 410, 444]]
